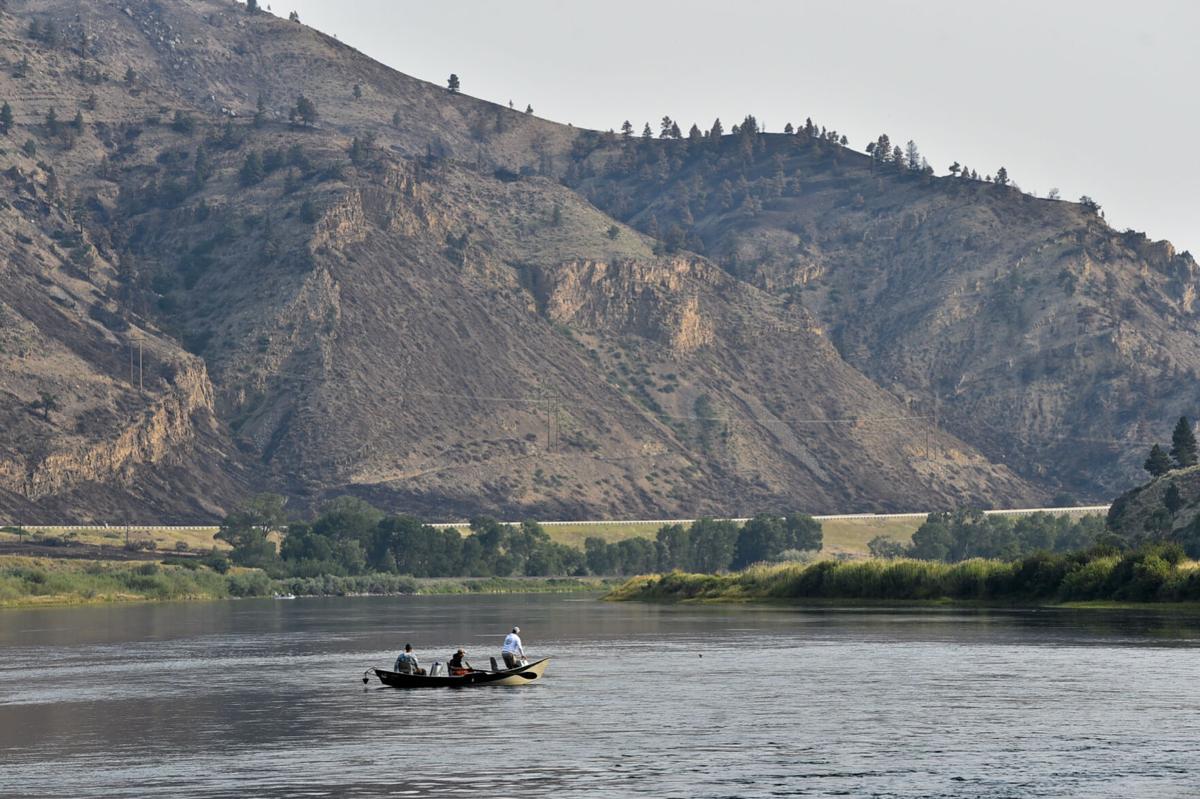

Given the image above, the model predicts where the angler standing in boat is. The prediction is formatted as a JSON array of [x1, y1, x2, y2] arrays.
[[502, 626, 526, 668]]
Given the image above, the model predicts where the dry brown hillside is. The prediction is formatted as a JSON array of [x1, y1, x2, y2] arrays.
[[0, 0, 1180, 522]]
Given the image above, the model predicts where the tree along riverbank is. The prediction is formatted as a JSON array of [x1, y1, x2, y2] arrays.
[[0, 557, 612, 609], [607, 544, 1200, 606]]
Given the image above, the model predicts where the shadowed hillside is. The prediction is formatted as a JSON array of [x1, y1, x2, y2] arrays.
[[0, 0, 1190, 521]]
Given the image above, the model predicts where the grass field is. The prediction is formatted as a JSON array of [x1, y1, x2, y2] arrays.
[[0, 526, 226, 552], [538, 517, 923, 557]]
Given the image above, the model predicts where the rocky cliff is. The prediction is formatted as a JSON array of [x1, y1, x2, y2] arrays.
[[0, 0, 1186, 521]]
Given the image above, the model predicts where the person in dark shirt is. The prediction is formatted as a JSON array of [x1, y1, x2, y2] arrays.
[[448, 648, 473, 676]]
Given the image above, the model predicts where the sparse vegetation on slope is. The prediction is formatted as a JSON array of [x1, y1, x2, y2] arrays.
[[0, 0, 1194, 526]]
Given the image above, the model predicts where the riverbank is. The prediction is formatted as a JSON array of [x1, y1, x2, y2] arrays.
[[0, 557, 613, 609], [607, 547, 1200, 606]]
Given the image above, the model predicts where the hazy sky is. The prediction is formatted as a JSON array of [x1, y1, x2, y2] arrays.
[[280, 0, 1199, 254]]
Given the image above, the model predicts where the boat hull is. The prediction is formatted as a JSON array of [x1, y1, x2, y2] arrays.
[[367, 658, 549, 689]]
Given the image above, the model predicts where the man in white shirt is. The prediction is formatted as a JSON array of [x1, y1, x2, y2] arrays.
[[501, 626, 526, 668]]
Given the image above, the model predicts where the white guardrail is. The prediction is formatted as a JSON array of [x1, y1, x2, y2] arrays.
[[8, 506, 1111, 532]]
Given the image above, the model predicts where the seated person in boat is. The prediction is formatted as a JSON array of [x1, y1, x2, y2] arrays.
[[501, 626, 526, 668], [394, 643, 426, 675], [448, 648, 473, 675]]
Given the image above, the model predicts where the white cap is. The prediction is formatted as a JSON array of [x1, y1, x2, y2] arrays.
[[512, 626, 520, 633]]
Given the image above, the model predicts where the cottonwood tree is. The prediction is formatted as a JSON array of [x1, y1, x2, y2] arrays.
[[217, 494, 288, 566], [1171, 416, 1197, 468], [731, 514, 822, 569]]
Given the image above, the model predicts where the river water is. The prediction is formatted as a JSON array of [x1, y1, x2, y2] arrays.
[[1, 594, 1198, 798]]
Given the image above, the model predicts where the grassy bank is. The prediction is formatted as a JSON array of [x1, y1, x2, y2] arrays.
[[0, 556, 611, 609], [608, 546, 1200, 606]]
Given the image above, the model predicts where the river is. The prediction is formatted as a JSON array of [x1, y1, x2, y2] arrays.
[[1, 594, 1198, 797]]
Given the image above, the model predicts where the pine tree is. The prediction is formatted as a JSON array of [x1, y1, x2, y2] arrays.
[[71, 110, 83, 132], [0, 102, 12, 134], [246, 0, 259, 11], [1165, 482, 1184, 513], [995, 166, 1010, 186], [659, 116, 673, 138], [446, 74, 459, 94], [45, 107, 59, 137], [709, 118, 723, 138], [291, 95, 318, 127], [254, 94, 266, 128], [124, 66, 136, 85], [1145, 444, 1172, 477], [289, 10, 300, 22], [239, 151, 265, 186], [641, 122, 652, 139], [783, 122, 794, 134], [524, 104, 533, 114], [1171, 416, 1198, 468], [669, 121, 681, 139], [905, 140, 921, 171], [620, 120, 633, 140], [191, 143, 212, 187]]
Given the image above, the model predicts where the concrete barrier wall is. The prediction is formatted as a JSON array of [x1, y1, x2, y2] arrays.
[[7, 506, 1110, 533]]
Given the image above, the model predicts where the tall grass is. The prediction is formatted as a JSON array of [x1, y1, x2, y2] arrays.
[[0, 559, 260, 606], [607, 546, 1200, 605], [0, 558, 613, 608]]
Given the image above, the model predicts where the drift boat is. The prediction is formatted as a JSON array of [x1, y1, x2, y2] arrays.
[[363, 657, 550, 689]]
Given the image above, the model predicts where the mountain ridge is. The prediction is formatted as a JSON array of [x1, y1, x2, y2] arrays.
[[0, 0, 1190, 522]]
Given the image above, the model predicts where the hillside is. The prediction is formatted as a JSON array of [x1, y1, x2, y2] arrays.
[[566, 125, 1200, 501], [0, 0, 1191, 522]]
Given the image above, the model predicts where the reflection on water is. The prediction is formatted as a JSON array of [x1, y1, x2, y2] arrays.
[[2, 596, 1199, 797]]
